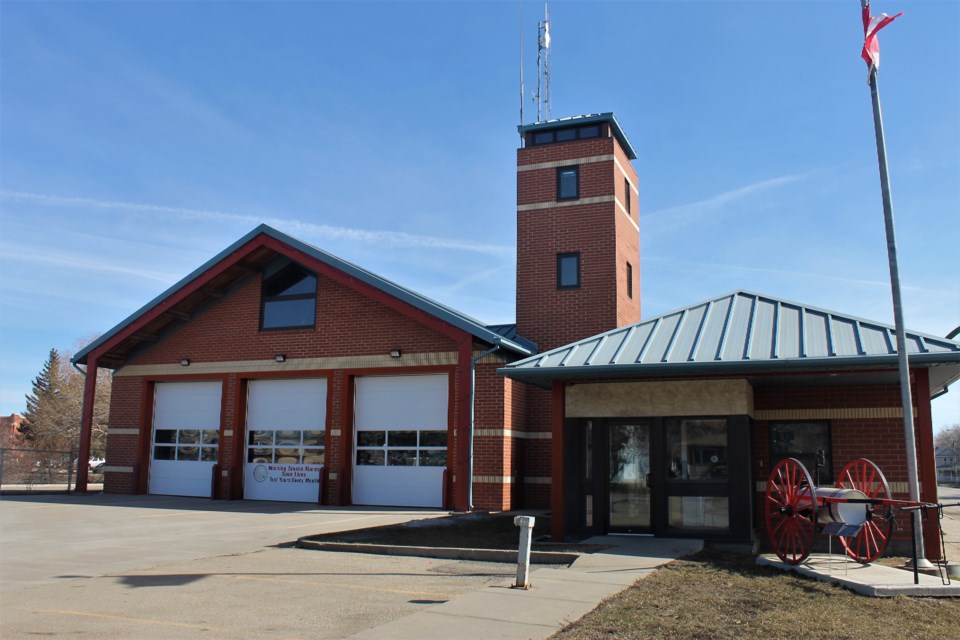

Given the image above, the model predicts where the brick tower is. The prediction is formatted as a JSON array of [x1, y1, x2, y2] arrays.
[[516, 113, 641, 352]]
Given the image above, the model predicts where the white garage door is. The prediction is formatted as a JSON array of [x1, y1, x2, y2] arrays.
[[353, 374, 448, 508], [244, 379, 326, 502], [150, 381, 222, 497]]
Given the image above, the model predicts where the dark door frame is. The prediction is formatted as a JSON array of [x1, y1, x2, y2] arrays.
[[564, 415, 753, 541]]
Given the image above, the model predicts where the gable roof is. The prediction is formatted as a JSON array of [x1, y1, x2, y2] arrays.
[[73, 224, 535, 368], [500, 290, 960, 395]]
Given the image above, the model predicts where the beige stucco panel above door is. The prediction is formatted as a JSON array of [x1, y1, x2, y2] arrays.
[[566, 379, 754, 418]]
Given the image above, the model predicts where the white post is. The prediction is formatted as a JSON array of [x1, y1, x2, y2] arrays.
[[513, 515, 535, 589]]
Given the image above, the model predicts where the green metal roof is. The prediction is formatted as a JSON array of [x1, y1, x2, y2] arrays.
[[518, 113, 638, 160], [499, 290, 960, 395]]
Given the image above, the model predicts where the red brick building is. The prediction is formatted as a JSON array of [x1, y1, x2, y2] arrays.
[[72, 113, 960, 554], [1, 413, 25, 442]]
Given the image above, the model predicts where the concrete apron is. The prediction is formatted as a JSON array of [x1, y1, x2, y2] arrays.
[[348, 536, 704, 640], [757, 554, 960, 597]]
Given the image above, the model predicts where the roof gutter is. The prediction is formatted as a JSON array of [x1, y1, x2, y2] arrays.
[[498, 352, 960, 388]]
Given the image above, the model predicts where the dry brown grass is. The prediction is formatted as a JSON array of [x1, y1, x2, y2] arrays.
[[552, 550, 960, 640]]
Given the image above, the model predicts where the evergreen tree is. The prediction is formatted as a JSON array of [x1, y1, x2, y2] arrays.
[[21, 347, 111, 453]]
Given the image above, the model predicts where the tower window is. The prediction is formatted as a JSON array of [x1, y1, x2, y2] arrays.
[[557, 166, 579, 200], [557, 252, 580, 289], [624, 178, 631, 213], [626, 262, 633, 299], [533, 131, 554, 144], [261, 264, 317, 330], [579, 125, 599, 138]]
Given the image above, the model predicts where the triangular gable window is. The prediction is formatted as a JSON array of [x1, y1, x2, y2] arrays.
[[261, 264, 317, 330]]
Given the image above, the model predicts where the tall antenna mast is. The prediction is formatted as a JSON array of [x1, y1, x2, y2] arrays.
[[519, 5, 524, 131], [543, 3, 551, 119], [535, 4, 551, 121]]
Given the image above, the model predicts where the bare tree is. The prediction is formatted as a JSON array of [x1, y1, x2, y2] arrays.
[[21, 347, 111, 454]]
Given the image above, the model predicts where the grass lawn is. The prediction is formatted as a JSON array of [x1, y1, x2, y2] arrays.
[[551, 549, 960, 640]]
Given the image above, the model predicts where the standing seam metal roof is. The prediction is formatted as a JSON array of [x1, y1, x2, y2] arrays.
[[500, 291, 960, 390]]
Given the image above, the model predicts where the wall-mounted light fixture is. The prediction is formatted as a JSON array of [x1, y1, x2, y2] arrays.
[[275, 354, 287, 363], [389, 349, 402, 359], [180, 358, 191, 367]]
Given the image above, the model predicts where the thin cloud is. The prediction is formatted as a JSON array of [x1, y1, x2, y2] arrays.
[[437, 265, 511, 295], [4, 247, 178, 283], [642, 173, 809, 235], [0, 191, 513, 256], [646, 255, 942, 295]]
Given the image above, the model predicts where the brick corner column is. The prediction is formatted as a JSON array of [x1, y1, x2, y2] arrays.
[[75, 355, 99, 493]]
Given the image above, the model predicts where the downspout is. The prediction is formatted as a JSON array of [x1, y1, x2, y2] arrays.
[[469, 343, 500, 511]]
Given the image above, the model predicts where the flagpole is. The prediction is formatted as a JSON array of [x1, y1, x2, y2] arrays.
[[864, 57, 932, 570]]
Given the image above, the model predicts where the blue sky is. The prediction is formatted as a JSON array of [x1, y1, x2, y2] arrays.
[[1, 1, 957, 431]]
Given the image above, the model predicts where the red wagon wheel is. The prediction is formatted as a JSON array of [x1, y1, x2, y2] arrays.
[[766, 458, 818, 565], [836, 458, 894, 563]]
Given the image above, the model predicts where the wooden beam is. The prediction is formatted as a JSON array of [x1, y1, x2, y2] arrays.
[[131, 332, 159, 343], [166, 310, 192, 321], [200, 286, 224, 298]]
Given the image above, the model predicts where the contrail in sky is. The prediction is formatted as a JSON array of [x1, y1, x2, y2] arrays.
[[1, 190, 512, 256]]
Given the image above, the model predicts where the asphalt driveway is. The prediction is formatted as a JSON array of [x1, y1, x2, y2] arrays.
[[0, 494, 514, 639]]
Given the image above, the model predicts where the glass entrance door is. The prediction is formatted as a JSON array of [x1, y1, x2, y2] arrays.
[[608, 423, 652, 533]]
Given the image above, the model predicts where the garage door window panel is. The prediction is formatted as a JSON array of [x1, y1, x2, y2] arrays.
[[153, 427, 219, 462], [357, 450, 385, 466]]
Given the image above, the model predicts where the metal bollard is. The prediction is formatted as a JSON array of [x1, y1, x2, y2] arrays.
[[513, 515, 535, 589]]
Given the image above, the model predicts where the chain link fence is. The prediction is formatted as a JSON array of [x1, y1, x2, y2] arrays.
[[0, 448, 106, 493]]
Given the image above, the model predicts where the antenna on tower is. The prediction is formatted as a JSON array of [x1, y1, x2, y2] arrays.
[[529, 3, 552, 124], [519, 5, 525, 132], [542, 3, 550, 119]]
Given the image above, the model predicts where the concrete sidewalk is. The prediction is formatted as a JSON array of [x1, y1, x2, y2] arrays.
[[757, 553, 960, 597], [348, 536, 704, 640]]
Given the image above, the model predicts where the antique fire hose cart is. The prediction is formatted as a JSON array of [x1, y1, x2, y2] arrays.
[[765, 455, 959, 583]]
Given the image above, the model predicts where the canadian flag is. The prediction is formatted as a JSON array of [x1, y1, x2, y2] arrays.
[[861, 1, 903, 70]]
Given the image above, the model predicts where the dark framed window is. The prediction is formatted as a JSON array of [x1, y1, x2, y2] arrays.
[[557, 252, 580, 289], [770, 421, 832, 484], [531, 124, 602, 147], [579, 125, 599, 138], [261, 263, 317, 330], [533, 131, 554, 145], [557, 166, 579, 200], [624, 178, 631, 213], [626, 262, 633, 299]]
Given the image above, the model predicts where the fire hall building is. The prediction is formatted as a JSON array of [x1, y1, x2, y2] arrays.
[[72, 113, 960, 552]]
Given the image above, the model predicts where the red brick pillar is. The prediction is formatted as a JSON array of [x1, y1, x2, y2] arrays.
[[75, 355, 99, 493], [914, 368, 942, 561]]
